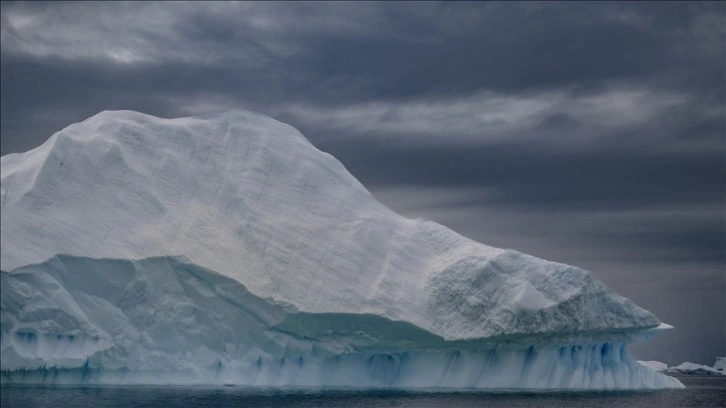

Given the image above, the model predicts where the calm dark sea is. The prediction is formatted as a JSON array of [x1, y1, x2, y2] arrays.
[[2, 376, 724, 408]]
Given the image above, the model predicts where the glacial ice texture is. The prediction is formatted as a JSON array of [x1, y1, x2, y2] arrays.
[[0, 110, 683, 388], [1, 256, 682, 389]]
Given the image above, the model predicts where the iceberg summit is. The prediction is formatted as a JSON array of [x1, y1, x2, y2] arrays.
[[0, 110, 683, 389]]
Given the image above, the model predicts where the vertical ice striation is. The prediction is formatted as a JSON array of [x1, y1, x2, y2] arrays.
[[0, 110, 683, 388]]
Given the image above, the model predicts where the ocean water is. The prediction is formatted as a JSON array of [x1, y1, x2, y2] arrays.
[[2, 376, 724, 408]]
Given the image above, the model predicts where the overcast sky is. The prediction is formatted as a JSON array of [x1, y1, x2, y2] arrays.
[[1, 1, 724, 365]]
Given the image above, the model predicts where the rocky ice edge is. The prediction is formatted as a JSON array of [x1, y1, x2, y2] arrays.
[[1, 256, 683, 388], [0, 110, 682, 387], [1, 110, 660, 340]]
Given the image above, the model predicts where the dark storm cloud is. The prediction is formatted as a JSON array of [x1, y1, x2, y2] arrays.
[[320, 140, 724, 211], [2, 2, 723, 152], [2, 2, 723, 146], [0, 1, 723, 365]]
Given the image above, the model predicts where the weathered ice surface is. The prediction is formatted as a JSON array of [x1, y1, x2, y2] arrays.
[[2, 256, 681, 388], [0, 110, 682, 388]]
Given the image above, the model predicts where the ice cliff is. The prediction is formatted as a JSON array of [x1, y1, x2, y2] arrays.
[[0, 110, 683, 389]]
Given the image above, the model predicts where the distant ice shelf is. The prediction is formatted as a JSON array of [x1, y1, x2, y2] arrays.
[[1, 256, 682, 389], [638, 359, 725, 376], [669, 362, 723, 376]]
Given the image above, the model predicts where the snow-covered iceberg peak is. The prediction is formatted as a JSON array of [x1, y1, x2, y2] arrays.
[[0, 110, 681, 388]]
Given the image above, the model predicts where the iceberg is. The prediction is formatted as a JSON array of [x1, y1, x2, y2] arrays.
[[0, 110, 683, 389], [669, 362, 723, 376]]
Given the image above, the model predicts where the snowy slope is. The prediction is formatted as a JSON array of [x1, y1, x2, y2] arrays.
[[1, 255, 682, 388], [0, 110, 660, 341]]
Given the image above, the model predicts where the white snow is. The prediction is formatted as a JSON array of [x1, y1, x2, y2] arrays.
[[509, 281, 556, 312], [0, 110, 683, 388]]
